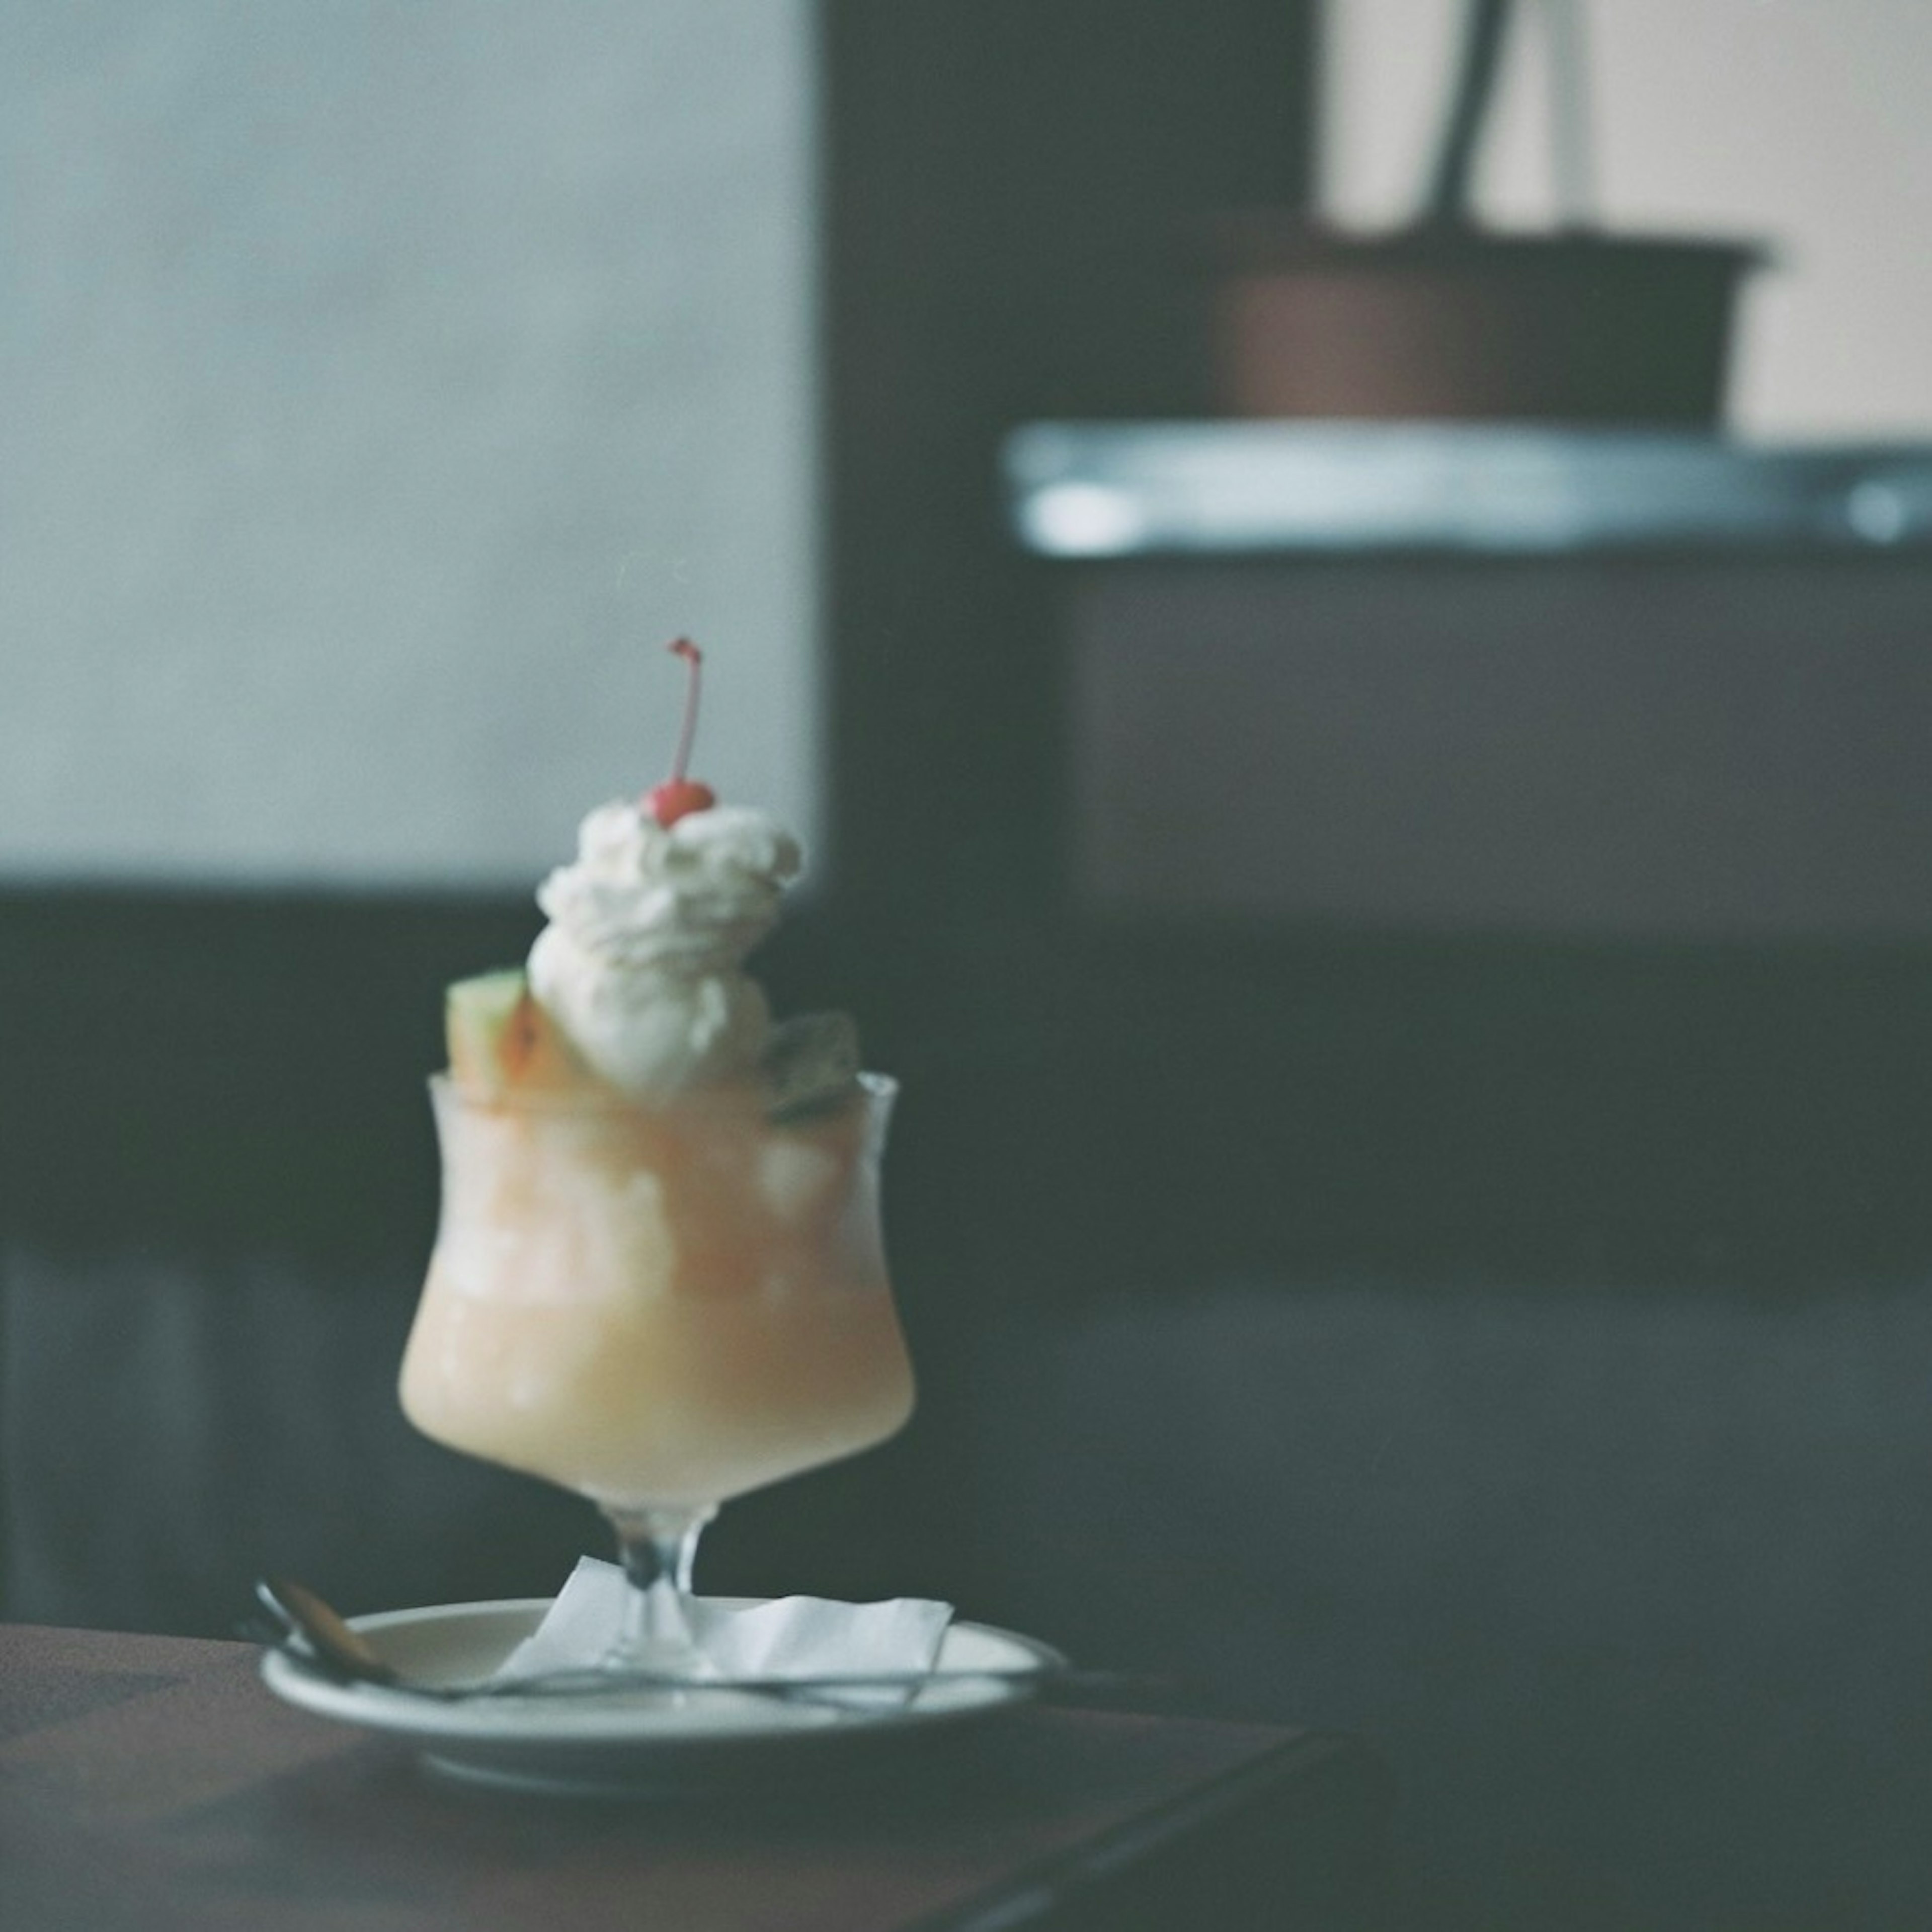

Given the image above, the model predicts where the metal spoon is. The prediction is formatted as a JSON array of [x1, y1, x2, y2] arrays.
[[253, 1576, 1048, 1707], [256, 1577, 408, 1687]]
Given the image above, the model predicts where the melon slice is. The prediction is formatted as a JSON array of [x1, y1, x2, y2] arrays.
[[760, 1011, 861, 1121], [445, 970, 601, 1098]]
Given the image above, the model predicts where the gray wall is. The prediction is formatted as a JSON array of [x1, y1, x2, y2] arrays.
[[1, 1, 820, 889]]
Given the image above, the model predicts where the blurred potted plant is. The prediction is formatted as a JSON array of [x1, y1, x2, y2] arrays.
[[1209, 0, 1764, 424]]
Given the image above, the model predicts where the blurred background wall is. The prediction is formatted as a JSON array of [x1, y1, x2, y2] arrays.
[[1, 0, 821, 887], [8, 2, 1932, 897]]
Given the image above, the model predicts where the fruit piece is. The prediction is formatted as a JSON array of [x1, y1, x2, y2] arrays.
[[445, 970, 599, 1096], [761, 1012, 861, 1121], [646, 637, 719, 827]]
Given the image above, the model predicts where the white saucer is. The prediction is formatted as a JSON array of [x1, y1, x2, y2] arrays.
[[260, 1598, 1065, 1795]]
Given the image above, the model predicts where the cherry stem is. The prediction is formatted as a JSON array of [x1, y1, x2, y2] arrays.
[[665, 637, 703, 785]]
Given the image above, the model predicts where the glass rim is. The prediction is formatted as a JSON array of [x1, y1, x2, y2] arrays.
[[427, 1068, 896, 1117]]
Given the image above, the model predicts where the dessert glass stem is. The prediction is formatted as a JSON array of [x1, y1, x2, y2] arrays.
[[600, 1502, 717, 1673]]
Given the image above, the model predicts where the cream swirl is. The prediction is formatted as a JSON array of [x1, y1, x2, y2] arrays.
[[527, 800, 802, 1098]]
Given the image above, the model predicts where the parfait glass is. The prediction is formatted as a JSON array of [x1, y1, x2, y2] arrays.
[[398, 1072, 912, 1678]]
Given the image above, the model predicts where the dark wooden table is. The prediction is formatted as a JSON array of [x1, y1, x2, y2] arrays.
[[0, 1623, 1387, 1930]]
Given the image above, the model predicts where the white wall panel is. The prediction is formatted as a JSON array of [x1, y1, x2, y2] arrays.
[[0, 2, 819, 887]]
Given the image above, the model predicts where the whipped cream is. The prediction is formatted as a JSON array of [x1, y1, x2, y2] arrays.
[[527, 800, 802, 1099]]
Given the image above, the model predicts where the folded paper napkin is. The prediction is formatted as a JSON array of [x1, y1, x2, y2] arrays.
[[496, 1557, 954, 1683]]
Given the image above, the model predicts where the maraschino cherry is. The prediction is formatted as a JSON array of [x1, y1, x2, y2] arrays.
[[646, 637, 718, 826]]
